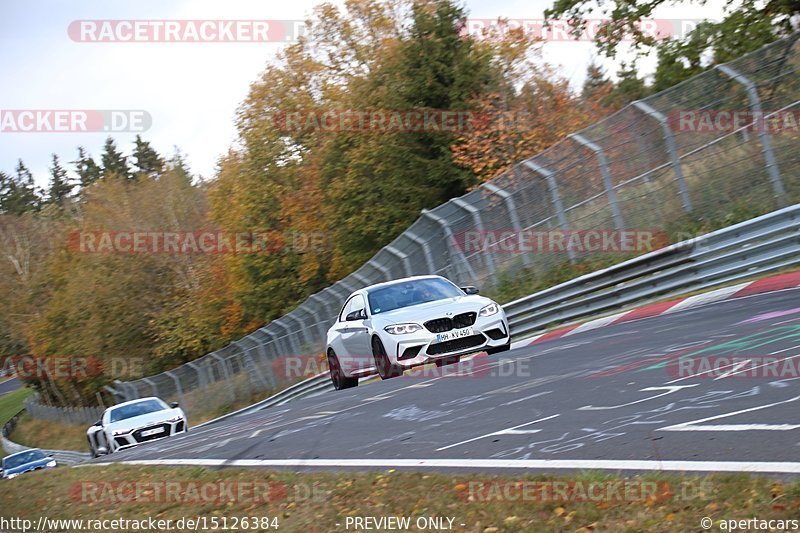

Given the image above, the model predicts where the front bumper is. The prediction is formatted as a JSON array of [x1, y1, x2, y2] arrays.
[[110, 419, 186, 452], [387, 314, 510, 368]]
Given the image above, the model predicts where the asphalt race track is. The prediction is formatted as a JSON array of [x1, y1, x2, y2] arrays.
[[96, 288, 800, 475], [0, 378, 21, 396]]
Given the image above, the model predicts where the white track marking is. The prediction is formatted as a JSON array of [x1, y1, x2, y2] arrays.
[[564, 312, 628, 336], [436, 414, 559, 451], [659, 394, 800, 432], [663, 283, 750, 314], [500, 390, 553, 406], [578, 385, 698, 410], [87, 458, 800, 474]]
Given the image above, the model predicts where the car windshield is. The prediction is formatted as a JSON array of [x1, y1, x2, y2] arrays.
[[109, 399, 167, 423], [3, 450, 46, 469], [367, 278, 463, 315]]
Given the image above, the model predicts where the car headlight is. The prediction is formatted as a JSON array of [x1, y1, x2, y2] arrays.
[[384, 323, 422, 335], [46, 460, 56, 467], [478, 303, 500, 317], [112, 429, 131, 436], [165, 416, 183, 423]]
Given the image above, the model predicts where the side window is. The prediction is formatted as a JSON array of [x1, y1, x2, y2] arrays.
[[339, 297, 355, 322], [350, 295, 366, 317]]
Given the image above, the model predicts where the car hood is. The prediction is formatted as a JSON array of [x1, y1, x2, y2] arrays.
[[370, 295, 494, 326], [104, 408, 184, 432], [4, 457, 54, 476]]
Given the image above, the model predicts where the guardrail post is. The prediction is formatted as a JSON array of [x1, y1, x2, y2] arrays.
[[385, 245, 414, 276], [482, 182, 531, 267], [164, 370, 185, 407], [716, 64, 786, 205], [632, 100, 693, 213], [569, 133, 625, 230], [451, 197, 497, 277], [524, 160, 576, 263], [421, 208, 477, 282], [404, 231, 436, 274]]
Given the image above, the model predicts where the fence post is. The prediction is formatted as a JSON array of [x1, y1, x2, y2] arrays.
[[285, 313, 312, 352], [351, 272, 372, 288], [234, 339, 270, 391], [368, 258, 393, 282], [451, 197, 497, 277], [385, 245, 413, 276], [569, 133, 625, 230], [404, 231, 436, 274], [164, 370, 185, 407], [715, 64, 786, 205], [141, 377, 159, 398], [632, 100, 693, 213], [524, 160, 576, 263], [210, 352, 236, 403], [482, 182, 530, 267], [421, 208, 477, 282], [273, 318, 301, 355]]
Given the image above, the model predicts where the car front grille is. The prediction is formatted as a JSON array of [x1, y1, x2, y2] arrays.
[[426, 334, 485, 355], [132, 423, 171, 443], [424, 312, 477, 333]]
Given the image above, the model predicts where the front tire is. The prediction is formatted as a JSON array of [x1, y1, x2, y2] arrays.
[[372, 337, 403, 379], [487, 342, 511, 355], [328, 350, 358, 390]]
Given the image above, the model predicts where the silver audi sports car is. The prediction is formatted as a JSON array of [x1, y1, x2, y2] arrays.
[[87, 397, 187, 456], [326, 275, 510, 389]]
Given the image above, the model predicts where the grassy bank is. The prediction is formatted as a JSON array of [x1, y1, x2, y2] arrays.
[[0, 465, 798, 531]]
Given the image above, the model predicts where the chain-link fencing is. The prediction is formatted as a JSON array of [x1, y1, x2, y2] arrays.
[[100, 33, 800, 416]]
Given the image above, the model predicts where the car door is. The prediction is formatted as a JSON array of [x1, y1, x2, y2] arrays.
[[328, 296, 355, 358], [341, 294, 372, 370]]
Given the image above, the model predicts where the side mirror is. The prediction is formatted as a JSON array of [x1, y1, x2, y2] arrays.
[[170, 402, 179, 408], [96, 446, 108, 456], [345, 309, 366, 321], [461, 286, 480, 295]]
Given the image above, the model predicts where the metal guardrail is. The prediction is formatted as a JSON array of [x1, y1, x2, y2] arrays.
[[194, 373, 334, 428], [1, 409, 91, 466], [505, 204, 800, 338], [102, 32, 800, 416]]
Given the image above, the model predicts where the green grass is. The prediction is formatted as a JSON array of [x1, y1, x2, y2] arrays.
[[0, 465, 798, 532], [0, 387, 32, 458]]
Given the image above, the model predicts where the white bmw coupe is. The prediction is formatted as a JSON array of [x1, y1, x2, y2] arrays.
[[326, 275, 510, 389]]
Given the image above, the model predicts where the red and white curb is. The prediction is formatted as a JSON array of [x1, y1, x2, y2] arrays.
[[525, 271, 800, 346]]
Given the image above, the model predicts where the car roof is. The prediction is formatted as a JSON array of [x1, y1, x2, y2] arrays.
[[106, 396, 165, 411], [354, 275, 449, 295], [4, 449, 43, 460]]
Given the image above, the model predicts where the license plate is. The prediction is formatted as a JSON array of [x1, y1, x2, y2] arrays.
[[434, 327, 474, 343], [141, 427, 165, 437]]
